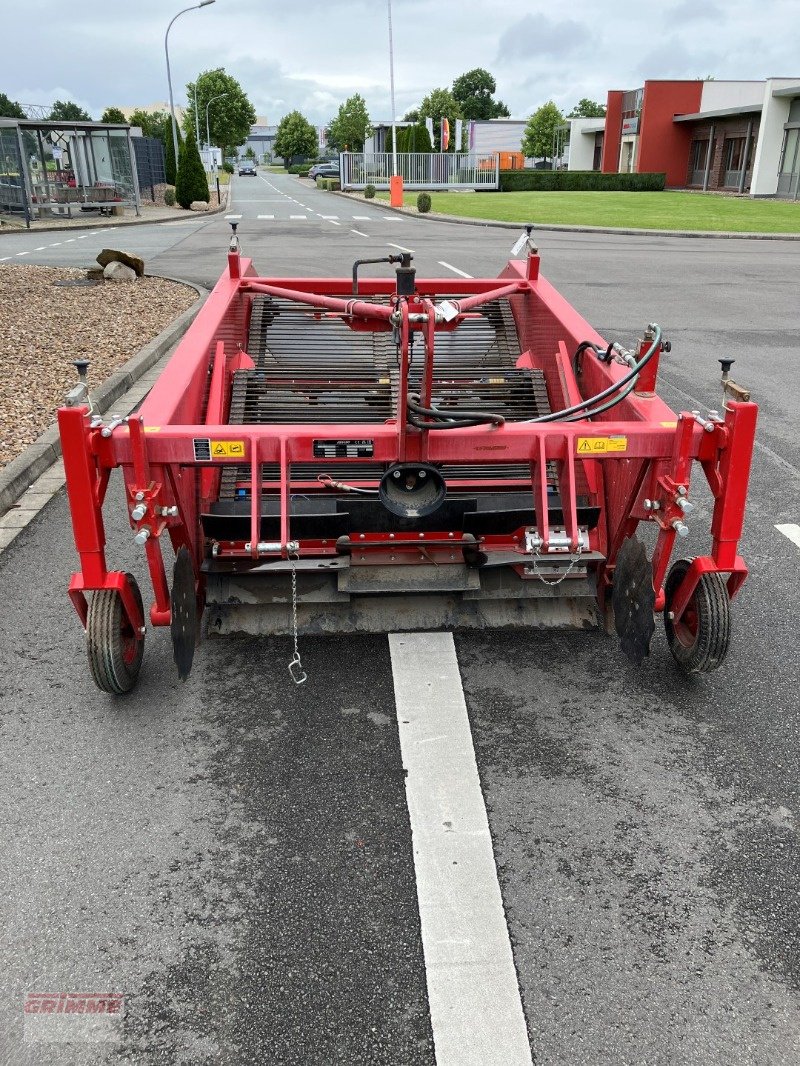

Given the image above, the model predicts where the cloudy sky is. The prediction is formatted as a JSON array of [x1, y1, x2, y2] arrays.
[[3, 0, 798, 127]]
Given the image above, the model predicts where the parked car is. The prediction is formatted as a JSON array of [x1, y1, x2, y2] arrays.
[[238, 162, 257, 176], [308, 162, 340, 181]]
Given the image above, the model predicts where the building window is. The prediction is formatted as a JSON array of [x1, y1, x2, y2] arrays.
[[689, 139, 709, 184]]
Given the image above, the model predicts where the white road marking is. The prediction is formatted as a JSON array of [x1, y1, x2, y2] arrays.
[[0, 256, 10, 261], [327, 220, 342, 225], [438, 260, 473, 279], [65, 238, 76, 242], [77, 235, 88, 239], [383, 215, 400, 221], [50, 242, 62, 246], [225, 214, 242, 220], [351, 230, 369, 237], [15, 251, 29, 255], [387, 242, 415, 253], [353, 215, 371, 220], [257, 214, 275, 220], [776, 523, 800, 549], [389, 632, 532, 1066], [35, 246, 46, 251], [289, 214, 307, 219], [320, 215, 339, 220]]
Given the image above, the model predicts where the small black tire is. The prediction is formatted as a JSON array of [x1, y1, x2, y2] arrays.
[[86, 574, 145, 694], [664, 558, 731, 674]]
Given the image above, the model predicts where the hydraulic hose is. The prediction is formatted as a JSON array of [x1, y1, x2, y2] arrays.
[[524, 325, 662, 423], [407, 393, 505, 430]]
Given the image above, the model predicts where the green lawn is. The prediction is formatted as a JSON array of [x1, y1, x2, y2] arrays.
[[377, 190, 800, 233]]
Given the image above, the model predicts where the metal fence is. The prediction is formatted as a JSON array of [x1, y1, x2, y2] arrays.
[[132, 136, 166, 202], [341, 152, 499, 190]]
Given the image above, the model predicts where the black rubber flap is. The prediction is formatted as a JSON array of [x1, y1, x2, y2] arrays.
[[612, 535, 656, 665], [171, 546, 198, 681]]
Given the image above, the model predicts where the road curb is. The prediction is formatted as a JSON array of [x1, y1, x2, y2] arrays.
[[331, 191, 800, 241], [0, 278, 207, 517], [0, 186, 231, 237]]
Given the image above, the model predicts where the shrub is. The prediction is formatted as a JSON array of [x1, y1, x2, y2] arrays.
[[222, 162, 234, 174], [364, 184, 376, 199], [288, 164, 310, 174], [417, 192, 432, 213], [318, 178, 341, 191], [498, 170, 666, 192], [175, 130, 209, 209], [163, 186, 176, 207]]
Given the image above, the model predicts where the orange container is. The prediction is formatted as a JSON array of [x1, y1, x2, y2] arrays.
[[389, 175, 404, 207]]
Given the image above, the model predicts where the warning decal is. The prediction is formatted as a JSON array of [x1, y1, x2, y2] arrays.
[[211, 440, 245, 457], [577, 436, 628, 454], [193, 438, 245, 461]]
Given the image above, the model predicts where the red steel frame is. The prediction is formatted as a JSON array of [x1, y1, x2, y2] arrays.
[[57, 245, 758, 645]]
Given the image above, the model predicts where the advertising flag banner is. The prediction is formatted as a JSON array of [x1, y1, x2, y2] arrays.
[[441, 117, 450, 151], [469, 120, 475, 150], [455, 119, 463, 151], [425, 117, 434, 144]]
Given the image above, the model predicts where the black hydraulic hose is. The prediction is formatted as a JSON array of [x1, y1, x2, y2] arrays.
[[524, 325, 662, 423], [407, 393, 505, 429], [562, 377, 638, 421]]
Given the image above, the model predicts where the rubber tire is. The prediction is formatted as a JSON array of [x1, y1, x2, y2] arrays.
[[664, 558, 731, 674], [86, 574, 145, 694]]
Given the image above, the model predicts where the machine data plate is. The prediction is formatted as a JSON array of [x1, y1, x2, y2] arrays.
[[313, 439, 374, 459]]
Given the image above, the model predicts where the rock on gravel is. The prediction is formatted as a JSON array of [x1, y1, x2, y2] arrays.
[[0, 264, 197, 468]]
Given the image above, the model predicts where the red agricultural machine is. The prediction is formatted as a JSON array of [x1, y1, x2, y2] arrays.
[[58, 226, 757, 693]]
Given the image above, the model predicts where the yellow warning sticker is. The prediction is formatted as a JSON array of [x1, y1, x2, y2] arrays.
[[144, 426, 160, 433], [211, 440, 245, 457], [577, 436, 628, 454]]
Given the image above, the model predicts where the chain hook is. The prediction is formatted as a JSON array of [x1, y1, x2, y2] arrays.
[[287, 545, 307, 684]]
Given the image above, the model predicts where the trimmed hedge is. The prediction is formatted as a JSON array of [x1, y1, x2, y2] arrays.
[[317, 178, 341, 191], [499, 170, 666, 192], [417, 192, 432, 213], [288, 164, 310, 175]]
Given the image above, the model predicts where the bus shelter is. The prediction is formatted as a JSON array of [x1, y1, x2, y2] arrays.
[[0, 119, 141, 225]]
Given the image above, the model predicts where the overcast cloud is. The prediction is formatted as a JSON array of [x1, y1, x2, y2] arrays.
[[2, 0, 798, 127]]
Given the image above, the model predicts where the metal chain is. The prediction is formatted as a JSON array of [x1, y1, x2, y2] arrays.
[[528, 544, 580, 587], [287, 548, 307, 685]]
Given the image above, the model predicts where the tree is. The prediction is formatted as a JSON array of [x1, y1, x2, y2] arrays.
[[452, 68, 510, 121], [48, 99, 92, 122], [0, 93, 25, 119], [567, 98, 606, 118], [101, 107, 126, 124], [175, 128, 208, 208], [403, 108, 420, 123], [407, 123, 432, 153], [273, 111, 318, 166], [185, 68, 256, 155], [521, 101, 565, 160], [326, 93, 371, 152], [417, 88, 463, 151]]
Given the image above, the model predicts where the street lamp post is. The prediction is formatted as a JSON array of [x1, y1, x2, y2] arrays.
[[387, 0, 397, 178], [206, 92, 229, 153], [164, 0, 215, 168]]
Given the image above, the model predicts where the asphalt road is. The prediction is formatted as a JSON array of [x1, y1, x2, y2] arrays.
[[1, 171, 799, 1065]]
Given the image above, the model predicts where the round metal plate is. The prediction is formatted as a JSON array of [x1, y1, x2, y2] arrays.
[[612, 535, 656, 665], [171, 546, 198, 681]]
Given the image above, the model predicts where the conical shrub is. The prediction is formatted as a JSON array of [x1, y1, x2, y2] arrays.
[[175, 129, 208, 209]]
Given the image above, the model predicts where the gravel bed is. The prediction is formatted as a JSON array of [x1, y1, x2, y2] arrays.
[[0, 265, 197, 467]]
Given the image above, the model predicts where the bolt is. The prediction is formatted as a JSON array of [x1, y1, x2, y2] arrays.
[[389, 533, 395, 539], [672, 520, 689, 538], [676, 497, 694, 515], [134, 529, 150, 546], [359, 533, 365, 540], [139, 626, 146, 635], [448, 532, 454, 538], [393, 469, 401, 478], [419, 469, 426, 478], [418, 533, 425, 539], [676, 485, 687, 496], [131, 504, 147, 521], [643, 499, 652, 511], [667, 611, 675, 621], [135, 491, 145, 502]]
